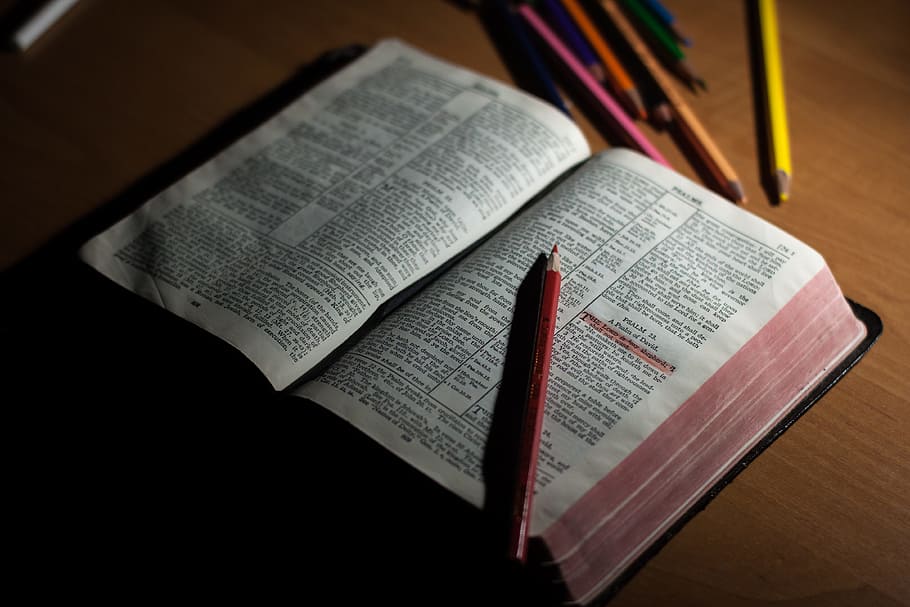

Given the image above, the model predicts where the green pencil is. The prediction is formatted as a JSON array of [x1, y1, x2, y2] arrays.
[[621, 0, 705, 90]]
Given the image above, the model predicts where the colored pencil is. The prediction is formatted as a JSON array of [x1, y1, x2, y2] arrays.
[[641, 0, 691, 47], [482, 0, 571, 115], [520, 4, 670, 167], [540, 0, 607, 83], [580, 0, 672, 127], [509, 245, 561, 563], [758, 0, 791, 202], [621, 0, 705, 91], [600, 0, 745, 203], [560, 0, 648, 119]]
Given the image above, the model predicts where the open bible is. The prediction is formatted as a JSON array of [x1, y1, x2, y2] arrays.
[[79, 40, 879, 604]]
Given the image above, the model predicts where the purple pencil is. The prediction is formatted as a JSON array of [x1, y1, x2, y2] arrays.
[[540, 0, 607, 83]]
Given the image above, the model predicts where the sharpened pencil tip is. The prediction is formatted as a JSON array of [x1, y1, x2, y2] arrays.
[[548, 244, 561, 272], [668, 23, 692, 48], [653, 103, 673, 127], [625, 89, 648, 121], [729, 180, 747, 205], [776, 170, 791, 203], [677, 59, 706, 92]]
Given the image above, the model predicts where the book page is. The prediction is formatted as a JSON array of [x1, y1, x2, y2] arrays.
[[298, 148, 827, 531], [79, 39, 589, 389]]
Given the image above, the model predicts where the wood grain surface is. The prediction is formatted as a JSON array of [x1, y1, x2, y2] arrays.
[[1, 1, 907, 604]]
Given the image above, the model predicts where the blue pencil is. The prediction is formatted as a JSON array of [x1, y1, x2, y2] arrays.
[[485, 0, 571, 116]]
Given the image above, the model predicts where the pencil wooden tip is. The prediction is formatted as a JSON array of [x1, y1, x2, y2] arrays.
[[776, 169, 791, 203], [729, 180, 747, 205], [548, 245, 561, 272], [669, 24, 692, 48], [625, 89, 648, 120], [653, 103, 673, 127], [677, 59, 705, 91]]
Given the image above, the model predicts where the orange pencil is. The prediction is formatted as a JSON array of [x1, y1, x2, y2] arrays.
[[560, 0, 647, 119]]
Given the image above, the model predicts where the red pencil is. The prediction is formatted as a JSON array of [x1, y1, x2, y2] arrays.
[[509, 244, 562, 563]]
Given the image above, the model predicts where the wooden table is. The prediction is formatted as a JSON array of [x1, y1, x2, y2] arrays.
[[2, 1, 907, 604]]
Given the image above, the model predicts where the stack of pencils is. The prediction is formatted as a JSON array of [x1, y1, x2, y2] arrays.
[[480, 0, 792, 205]]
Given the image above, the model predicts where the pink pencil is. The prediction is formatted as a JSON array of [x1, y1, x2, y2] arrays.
[[518, 4, 670, 167]]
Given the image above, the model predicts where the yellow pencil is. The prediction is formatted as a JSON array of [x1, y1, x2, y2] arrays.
[[758, 0, 791, 202]]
